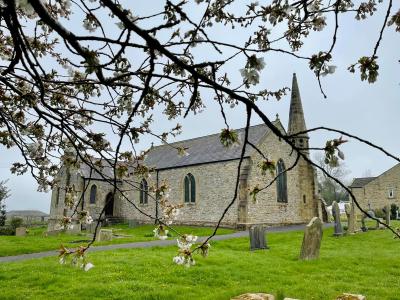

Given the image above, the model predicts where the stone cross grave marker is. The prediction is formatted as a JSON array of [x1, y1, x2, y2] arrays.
[[299, 217, 323, 260], [332, 201, 343, 236], [249, 225, 269, 251]]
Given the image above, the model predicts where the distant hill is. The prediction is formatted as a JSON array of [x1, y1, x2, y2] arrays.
[[6, 210, 49, 218]]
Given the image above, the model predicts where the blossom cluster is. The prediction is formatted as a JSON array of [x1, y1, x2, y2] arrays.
[[59, 245, 94, 272], [239, 55, 266, 87], [153, 225, 169, 240], [173, 235, 198, 267]]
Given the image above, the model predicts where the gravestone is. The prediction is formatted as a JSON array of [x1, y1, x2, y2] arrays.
[[86, 222, 100, 234], [231, 293, 275, 300], [96, 229, 113, 241], [299, 217, 323, 260], [336, 293, 366, 300], [384, 204, 391, 226], [15, 227, 27, 236], [66, 223, 81, 234], [361, 210, 376, 231], [128, 219, 139, 228], [332, 201, 343, 236], [45, 229, 62, 236], [249, 225, 269, 250], [345, 203, 355, 234]]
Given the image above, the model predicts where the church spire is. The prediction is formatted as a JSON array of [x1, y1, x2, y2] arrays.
[[287, 73, 309, 153], [288, 73, 308, 136]]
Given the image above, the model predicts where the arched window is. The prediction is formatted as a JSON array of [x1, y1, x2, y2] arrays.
[[140, 179, 148, 204], [276, 159, 288, 203], [90, 185, 97, 204], [184, 173, 196, 203]]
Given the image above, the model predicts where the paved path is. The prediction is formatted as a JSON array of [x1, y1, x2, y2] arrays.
[[0, 223, 327, 263]]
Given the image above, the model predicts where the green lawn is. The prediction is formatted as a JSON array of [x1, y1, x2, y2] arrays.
[[0, 227, 399, 299], [0, 224, 234, 257]]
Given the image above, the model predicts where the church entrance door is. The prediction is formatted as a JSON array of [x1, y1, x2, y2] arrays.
[[105, 193, 114, 217]]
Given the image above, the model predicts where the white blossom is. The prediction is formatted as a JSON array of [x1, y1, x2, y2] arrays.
[[59, 256, 66, 265], [84, 262, 94, 271], [321, 65, 337, 77], [185, 235, 198, 243], [240, 68, 260, 86], [173, 256, 185, 265]]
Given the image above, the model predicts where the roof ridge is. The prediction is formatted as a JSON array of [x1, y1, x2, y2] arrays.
[[151, 121, 277, 149]]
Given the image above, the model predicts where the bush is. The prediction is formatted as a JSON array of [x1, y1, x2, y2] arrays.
[[10, 217, 23, 229], [0, 226, 15, 236], [373, 208, 385, 219], [390, 203, 399, 220]]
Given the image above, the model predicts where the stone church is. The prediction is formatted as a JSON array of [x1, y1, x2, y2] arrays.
[[48, 74, 320, 229]]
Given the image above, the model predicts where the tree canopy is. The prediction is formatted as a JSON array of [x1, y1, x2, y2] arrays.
[[0, 0, 399, 268]]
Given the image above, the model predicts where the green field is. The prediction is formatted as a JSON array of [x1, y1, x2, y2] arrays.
[[0, 224, 234, 257], [0, 227, 399, 299]]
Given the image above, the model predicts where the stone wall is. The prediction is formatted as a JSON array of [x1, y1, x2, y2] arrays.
[[351, 164, 400, 215], [121, 159, 247, 227]]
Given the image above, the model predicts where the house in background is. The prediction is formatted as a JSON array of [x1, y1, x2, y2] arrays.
[[7, 210, 49, 224], [349, 163, 400, 215]]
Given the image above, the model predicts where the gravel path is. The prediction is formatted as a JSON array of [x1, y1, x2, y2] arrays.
[[0, 223, 327, 263]]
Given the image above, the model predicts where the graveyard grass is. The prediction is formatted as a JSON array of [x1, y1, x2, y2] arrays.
[[0, 224, 234, 257], [1, 226, 400, 299]]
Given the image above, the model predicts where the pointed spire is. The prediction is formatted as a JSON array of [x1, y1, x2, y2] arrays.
[[287, 73, 308, 137]]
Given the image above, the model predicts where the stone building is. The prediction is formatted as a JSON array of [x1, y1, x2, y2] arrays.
[[349, 163, 400, 214], [48, 74, 320, 229]]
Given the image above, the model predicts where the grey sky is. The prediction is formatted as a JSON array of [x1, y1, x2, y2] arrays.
[[1, 1, 399, 213]]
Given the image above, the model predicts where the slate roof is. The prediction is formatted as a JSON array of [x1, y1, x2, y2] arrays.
[[144, 122, 279, 170], [80, 160, 116, 180], [349, 177, 376, 188]]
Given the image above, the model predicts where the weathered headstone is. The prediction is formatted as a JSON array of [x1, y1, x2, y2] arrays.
[[361, 210, 376, 231], [45, 229, 62, 236], [249, 225, 269, 251], [385, 204, 391, 226], [332, 201, 343, 236], [345, 203, 355, 234], [66, 223, 81, 234], [128, 219, 138, 228], [336, 293, 366, 300], [96, 229, 113, 242], [231, 293, 275, 300], [15, 227, 27, 236], [299, 217, 323, 260], [86, 222, 101, 234]]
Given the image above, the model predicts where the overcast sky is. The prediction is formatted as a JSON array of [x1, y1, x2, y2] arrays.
[[1, 1, 399, 213]]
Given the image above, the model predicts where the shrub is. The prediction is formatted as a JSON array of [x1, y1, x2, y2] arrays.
[[0, 226, 15, 236], [10, 217, 23, 229], [390, 203, 399, 220], [373, 208, 385, 219]]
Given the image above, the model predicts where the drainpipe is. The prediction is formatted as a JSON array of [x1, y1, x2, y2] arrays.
[[155, 169, 159, 225]]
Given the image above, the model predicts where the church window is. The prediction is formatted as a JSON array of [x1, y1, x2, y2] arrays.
[[388, 189, 394, 199], [184, 173, 196, 203], [276, 159, 288, 203], [303, 195, 306, 204], [140, 179, 148, 204], [90, 185, 97, 204]]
